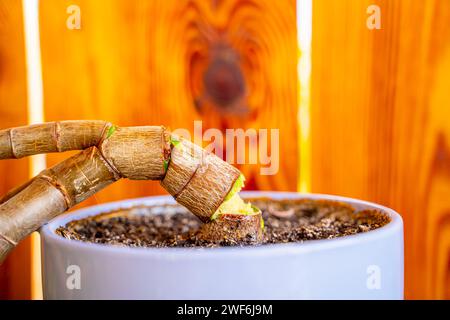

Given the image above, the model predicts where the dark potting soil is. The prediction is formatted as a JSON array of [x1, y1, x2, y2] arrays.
[[56, 198, 390, 247]]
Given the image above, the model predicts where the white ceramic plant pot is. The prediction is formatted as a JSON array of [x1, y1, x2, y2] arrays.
[[40, 192, 404, 300]]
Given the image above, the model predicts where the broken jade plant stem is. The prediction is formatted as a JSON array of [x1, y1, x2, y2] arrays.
[[0, 120, 262, 263]]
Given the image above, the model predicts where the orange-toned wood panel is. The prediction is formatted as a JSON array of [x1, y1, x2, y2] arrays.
[[311, 0, 450, 299], [39, 0, 298, 208], [0, 0, 32, 299]]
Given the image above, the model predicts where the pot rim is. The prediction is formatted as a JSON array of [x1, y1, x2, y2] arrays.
[[40, 191, 403, 258]]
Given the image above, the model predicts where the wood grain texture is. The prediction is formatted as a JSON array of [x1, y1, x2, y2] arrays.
[[311, 0, 450, 299], [0, 0, 32, 299], [39, 0, 298, 204], [0, 0, 297, 299]]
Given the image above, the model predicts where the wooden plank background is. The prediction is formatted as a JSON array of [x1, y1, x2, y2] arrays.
[[39, 0, 298, 202], [311, 0, 450, 299], [0, 0, 32, 300], [1, 0, 298, 298], [1, 0, 449, 300]]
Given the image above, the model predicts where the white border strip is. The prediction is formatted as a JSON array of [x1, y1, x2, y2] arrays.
[[297, 0, 312, 192], [22, 0, 45, 300], [23, 0, 44, 129]]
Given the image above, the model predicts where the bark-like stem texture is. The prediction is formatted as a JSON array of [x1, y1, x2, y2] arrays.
[[198, 212, 264, 243], [0, 120, 109, 159], [101, 126, 169, 180], [160, 138, 206, 196], [0, 178, 67, 263], [0, 147, 118, 263], [167, 144, 241, 222], [0, 121, 245, 262]]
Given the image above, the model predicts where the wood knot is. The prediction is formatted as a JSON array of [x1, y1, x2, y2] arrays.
[[202, 44, 246, 113]]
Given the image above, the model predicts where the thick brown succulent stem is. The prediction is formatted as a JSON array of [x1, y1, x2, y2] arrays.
[[0, 178, 67, 263], [160, 137, 206, 196], [161, 137, 241, 222], [0, 121, 170, 181], [100, 126, 169, 180], [0, 147, 119, 263], [0, 120, 110, 159], [197, 213, 264, 244], [0, 121, 248, 262]]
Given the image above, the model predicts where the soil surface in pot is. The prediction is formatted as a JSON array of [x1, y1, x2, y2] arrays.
[[56, 198, 390, 247]]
